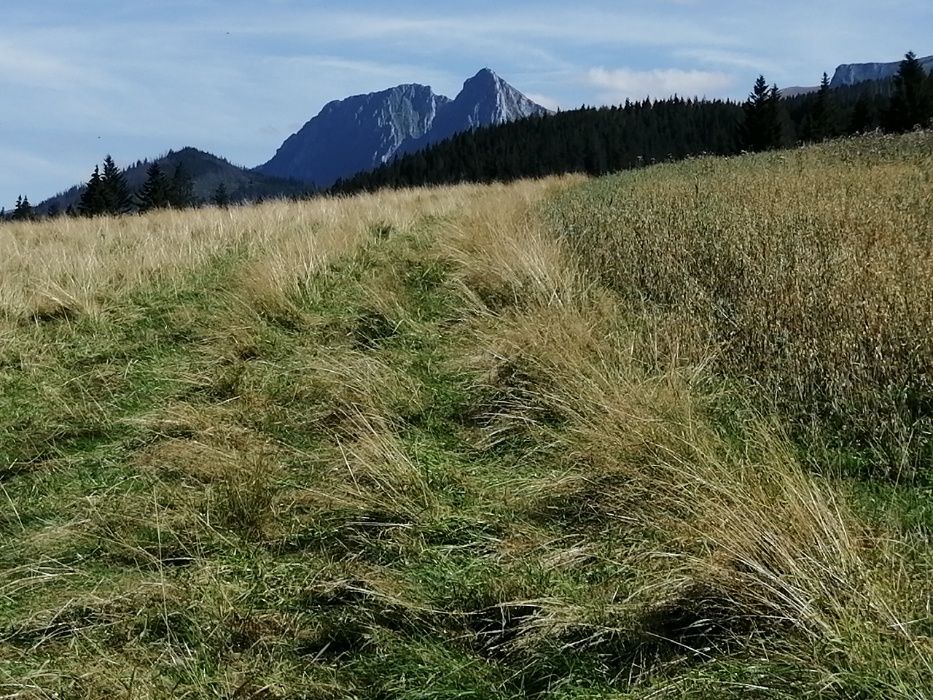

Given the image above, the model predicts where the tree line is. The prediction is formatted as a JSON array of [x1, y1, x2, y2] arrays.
[[74, 156, 230, 217], [2, 156, 233, 223], [741, 51, 933, 152]]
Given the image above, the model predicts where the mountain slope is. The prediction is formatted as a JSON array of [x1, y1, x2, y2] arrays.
[[256, 84, 448, 188], [37, 148, 309, 215], [830, 54, 933, 88], [256, 69, 548, 188]]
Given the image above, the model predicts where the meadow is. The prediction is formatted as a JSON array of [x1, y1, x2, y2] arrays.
[[0, 133, 930, 698]]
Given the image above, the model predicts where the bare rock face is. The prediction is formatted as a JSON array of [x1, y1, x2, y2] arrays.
[[256, 69, 549, 188], [830, 55, 933, 89]]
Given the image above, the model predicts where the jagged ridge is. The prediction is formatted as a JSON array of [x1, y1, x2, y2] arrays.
[[256, 68, 549, 188]]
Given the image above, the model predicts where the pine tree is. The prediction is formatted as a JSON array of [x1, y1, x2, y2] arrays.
[[136, 163, 171, 212], [101, 155, 133, 214], [805, 73, 838, 142], [741, 76, 784, 152], [79, 165, 108, 217], [169, 162, 195, 208], [212, 182, 230, 208], [12, 195, 36, 221], [885, 51, 933, 132]]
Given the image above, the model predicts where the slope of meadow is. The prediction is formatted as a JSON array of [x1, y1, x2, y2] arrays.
[[0, 134, 930, 699]]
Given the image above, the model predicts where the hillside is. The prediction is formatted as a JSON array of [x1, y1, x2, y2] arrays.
[[37, 147, 310, 215], [0, 133, 931, 698]]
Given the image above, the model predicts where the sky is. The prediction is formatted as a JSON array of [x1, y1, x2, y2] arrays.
[[2, 1, 931, 209]]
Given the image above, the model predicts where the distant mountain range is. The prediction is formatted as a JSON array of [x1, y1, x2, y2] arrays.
[[256, 68, 549, 188], [31, 55, 930, 213], [37, 68, 546, 212]]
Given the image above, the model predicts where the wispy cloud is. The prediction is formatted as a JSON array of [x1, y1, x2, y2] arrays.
[[675, 47, 775, 73], [587, 67, 735, 102], [525, 93, 562, 111]]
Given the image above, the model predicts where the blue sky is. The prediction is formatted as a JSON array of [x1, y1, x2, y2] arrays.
[[2, 0, 930, 208]]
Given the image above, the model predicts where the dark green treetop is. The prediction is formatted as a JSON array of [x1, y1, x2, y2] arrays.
[[741, 76, 785, 152], [101, 155, 133, 214], [212, 182, 230, 208], [885, 51, 933, 132], [169, 162, 195, 208], [136, 163, 172, 212], [78, 166, 109, 216]]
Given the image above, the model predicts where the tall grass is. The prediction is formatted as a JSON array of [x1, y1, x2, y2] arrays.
[[553, 132, 933, 481], [454, 205, 932, 695]]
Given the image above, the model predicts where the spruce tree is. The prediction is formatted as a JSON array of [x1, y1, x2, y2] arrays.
[[741, 76, 784, 152], [101, 155, 133, 214], [885, 51, 933, 132], [12, 195, 36, 221], [136, 163, 171, 212], [805, 73, 838, 142], [79, 165, 108, 217], [212, 182, 230, 208], [169, 162, 195, 208]]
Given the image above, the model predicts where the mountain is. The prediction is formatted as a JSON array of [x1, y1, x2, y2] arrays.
[[780, 86, 819, 98], [830, 54, 933, 88], [37, 147, 309, 215], [398, 69, 550, 155], [256, 84, 449, 189], [256, 68, 549, 188]]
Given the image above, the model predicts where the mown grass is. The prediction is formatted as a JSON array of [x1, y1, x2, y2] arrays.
[[0, 139, 930, 699]]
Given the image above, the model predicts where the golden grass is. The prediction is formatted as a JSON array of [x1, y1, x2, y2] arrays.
[[555, 132, 933, 480], [445, 166, 933, 689], [0, 185, 535, 322]]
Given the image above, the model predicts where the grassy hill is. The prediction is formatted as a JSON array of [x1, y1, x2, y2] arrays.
[[0, 133, 930, 698], [36, 147, 310, 215]]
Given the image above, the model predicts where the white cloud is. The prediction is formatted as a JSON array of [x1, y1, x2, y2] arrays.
[[587, 67, 735, 102], [525, 93, 562, 112], [676, 48, 773, 72]]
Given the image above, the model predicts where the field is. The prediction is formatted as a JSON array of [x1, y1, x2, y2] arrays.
[[0, 133, 931, 698]]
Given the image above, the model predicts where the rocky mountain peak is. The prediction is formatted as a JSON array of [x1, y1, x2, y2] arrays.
[[256, 69, 547, 188]]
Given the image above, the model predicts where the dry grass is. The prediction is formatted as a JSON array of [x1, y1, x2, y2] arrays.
[[0, 186, 511, 323], [555, 132, 933, 481], [445, 159, 932, 692]]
